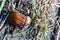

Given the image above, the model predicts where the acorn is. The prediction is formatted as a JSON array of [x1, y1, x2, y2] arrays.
[[8, 11, 31, 30]]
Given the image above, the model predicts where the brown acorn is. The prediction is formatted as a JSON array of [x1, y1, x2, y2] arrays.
[[8, 11, 31, 30], [8, 12, 26, 26]]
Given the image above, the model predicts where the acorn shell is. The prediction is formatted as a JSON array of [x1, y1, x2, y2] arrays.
[[8, 12, 26, 27]]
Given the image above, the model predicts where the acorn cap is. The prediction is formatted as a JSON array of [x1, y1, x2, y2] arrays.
[[22, 16, 31, 30]]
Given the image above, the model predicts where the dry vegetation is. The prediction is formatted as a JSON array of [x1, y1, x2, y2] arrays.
[[0, 0, 60, 40]]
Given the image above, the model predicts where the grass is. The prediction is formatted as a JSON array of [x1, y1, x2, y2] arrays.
[[2, 0, 59, 40]]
